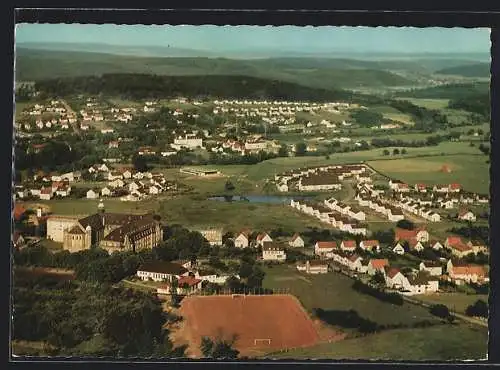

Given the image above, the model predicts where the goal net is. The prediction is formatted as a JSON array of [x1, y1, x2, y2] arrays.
[[254, 338, 272, 346]]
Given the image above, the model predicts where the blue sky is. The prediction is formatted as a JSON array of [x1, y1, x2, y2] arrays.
[[15, 24, 491, 53]]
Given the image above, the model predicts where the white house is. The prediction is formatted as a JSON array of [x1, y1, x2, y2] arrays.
[[314, 241, 337, 257], [256, 232, 273, 247], [234, 232, 250, 248], [262, 242, 287, 261], [458, 210, 476, 222], [430, 240, 444, 251], [86, 189, 99, 199], [137, 262, 190, 282], [101, 187, 113, 197], [392, 243, 405, 255], [367, 259, 390, 276], [289, 233, 305, 248], [297, 260, 329, 274], [348, 255, 366, 273], [419, 261, 443, 276], [385, 268, 410, 290]]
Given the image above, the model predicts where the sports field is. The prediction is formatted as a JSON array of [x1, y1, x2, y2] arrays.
[[172, 295, 343, 357], [367, 154, 489, 194]]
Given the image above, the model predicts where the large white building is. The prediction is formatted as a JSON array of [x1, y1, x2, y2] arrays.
[[262, 242, 287, 261], [172, 134, 203, 150]]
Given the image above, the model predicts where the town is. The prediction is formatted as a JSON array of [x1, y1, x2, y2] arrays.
[[12, 25, 490, 362]]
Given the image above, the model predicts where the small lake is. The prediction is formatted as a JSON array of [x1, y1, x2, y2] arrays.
[[207, 195, 313, 204]]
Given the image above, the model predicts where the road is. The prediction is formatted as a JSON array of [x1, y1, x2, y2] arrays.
[[60, 99, 81, 136], [402, 295, 488, 328]]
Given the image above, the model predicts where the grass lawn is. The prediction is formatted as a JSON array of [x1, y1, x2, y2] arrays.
[[21, 197, 160, 216], [39, 239, 63, 251], [157, 196, 326, 232], [413, 293, 489, 315], [262, 264, 438, 327], [14, 102, 30, 120], [399, 98, 451, 110], [367, 154, 489, 194], [383, 112, 414, 125], [264, 324, 488, 360]]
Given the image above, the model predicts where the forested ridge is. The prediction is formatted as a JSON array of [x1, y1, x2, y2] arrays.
[[35, 73, 362, 102]]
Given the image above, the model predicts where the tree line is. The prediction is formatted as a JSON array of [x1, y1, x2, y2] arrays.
[[34, 74, 355, 103]]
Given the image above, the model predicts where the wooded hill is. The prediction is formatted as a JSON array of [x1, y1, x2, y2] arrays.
[[34, 73, 377, 103], [436, 63, 490, 78]]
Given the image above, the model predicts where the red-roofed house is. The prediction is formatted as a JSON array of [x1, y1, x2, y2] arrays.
[[256, 232, 272, 247], [449, 183, 461, 193], [395, 227, 429, 243], [39, 187, 53, 200], [447, 259, 488, 284], [445, 236, 463, 249], [340, 240, 357, 252], [13, 205, 26, 221], [414, 183, 427, 193], [359, 240, 380, 253], [289, 233, 305, 248], [367, 259, 390, 276], [314, 241, 337, 257], [385, 268, 409, 290]]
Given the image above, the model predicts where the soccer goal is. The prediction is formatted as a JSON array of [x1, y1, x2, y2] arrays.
[[232, 294, 245, 299], [254, 338, 272, 346]]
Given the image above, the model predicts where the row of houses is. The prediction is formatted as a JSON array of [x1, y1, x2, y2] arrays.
[[290, 199, 368, 235], [212, 137, 281, 156], [324, 197, 366, 221], [314, 239, 380, 256], [232, 231, 305, 249], [354, 194, 405, 222], [16, 180, 73, 201], [275, 163, 368, 193]]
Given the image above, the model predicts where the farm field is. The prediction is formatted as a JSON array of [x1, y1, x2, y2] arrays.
[[367, 154, 489, 194], [262, 265, 439, 327], [398, 98, 451, 110], [264, 324, 488, 360], [413, 293, 489, 315]]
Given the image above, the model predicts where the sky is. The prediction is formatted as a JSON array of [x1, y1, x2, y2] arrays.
[[15, 24, 491, 54]]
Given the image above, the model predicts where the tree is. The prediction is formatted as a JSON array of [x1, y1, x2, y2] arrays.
[[224, 180, 235, 192], [396, 219, 415, 230], [278, 144, 288, 157], [465, 299, 488, 318], [294, 142, 307, 157], [132, 154, 148, 172], [200, 336, 239, 359], [429, 304, 451, 319], [401, 148, 407, 155], [370, 271, 386, 288], [383, 149, 390, 156], [393, 148, 400, 155]]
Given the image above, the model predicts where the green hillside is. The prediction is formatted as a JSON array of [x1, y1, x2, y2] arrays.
[[16, 48, 414, 89], [436, 63, 491, 78], [396, 82, 490, 100]]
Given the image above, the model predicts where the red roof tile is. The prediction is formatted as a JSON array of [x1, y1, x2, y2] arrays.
[[316, 241, 337, 249]]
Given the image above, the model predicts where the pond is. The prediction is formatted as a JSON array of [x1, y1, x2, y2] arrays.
[[207, 195, 313, 204]]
